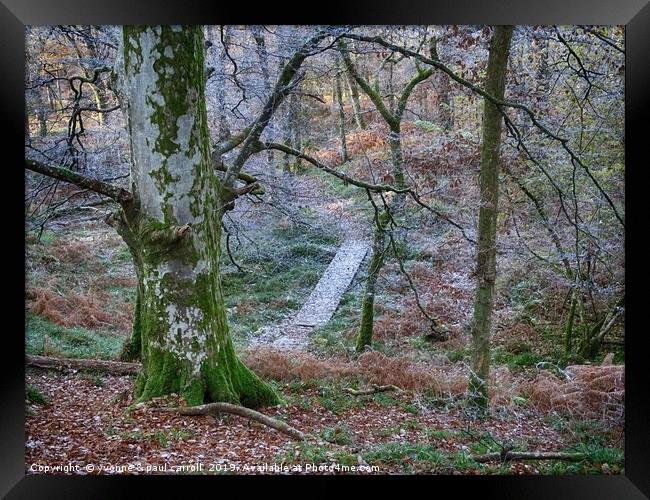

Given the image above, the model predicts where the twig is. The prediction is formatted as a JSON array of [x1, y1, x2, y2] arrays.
[[26, 354, 140, 375], [471, 451, 586, 463], [344, 384, 401, 396], [153, 402, 309, 441]]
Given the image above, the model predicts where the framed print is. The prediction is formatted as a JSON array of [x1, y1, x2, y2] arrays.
[[2, 0, 648, 497]]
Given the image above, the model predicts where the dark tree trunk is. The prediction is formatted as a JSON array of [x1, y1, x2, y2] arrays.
[[252, 25, 275, 164], [468, 25, 514, 414], [356, 211, 388, 352], [334, 57, 350, 163]]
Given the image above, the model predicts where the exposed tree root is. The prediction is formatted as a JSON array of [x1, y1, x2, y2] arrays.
[[471, 451, 586, 463], [152, 402, 309, 441], [344, 384, 401, 396], [26, 355, 141, 375]]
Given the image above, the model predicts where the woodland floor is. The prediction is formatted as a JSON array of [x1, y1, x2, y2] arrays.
[[25, 157, 624, 475], [26, 368, 615, 475]]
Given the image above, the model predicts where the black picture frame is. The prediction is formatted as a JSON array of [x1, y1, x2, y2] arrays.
[[2, 0, 647, 497]]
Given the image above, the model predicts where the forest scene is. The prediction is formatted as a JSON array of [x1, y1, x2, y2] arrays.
[[24, 25, 625, 475]]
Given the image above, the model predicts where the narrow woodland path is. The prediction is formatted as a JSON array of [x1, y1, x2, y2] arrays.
[[252, 238, 369, 349]]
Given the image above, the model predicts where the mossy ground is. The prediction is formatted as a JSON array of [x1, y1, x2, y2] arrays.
[[26, 313, 125, 359]]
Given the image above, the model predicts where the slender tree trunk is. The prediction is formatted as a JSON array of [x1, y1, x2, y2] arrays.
[[25, 51, 32, 143], [345, 69, 366, 130], [114, 26, 279, 408], [468, 25, 513, 414], [340, 39, 432, 351], [25, 109, 31, 143], [536, 33, 550, 88], [334, 58, 350, 163], [387, 63, 396, 113], [86, 33, 111, 127], [282, 92, 302, 172], [388, 126, 408, 252], [564, 290, 578, 355], [89, 84, 106, 127], [438, 83, 453, 131], [505, 168, 581, 357], [356, 210, 388, 352], [354, 134, 405, 352], [70, 35, 108, 128], [35, 86, 48, 138], [330, 77, 337, 115], [580, 296, 624, 359], [252, 25, 274, 165], [209, 25, 231, 142], [282, 101, 294, 171], [353, 127, 404, 352]]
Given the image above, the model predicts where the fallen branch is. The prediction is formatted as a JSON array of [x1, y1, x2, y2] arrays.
[[26, 354, 141, 375], [28, 355, 309, 442], [153, 402, 309, 441], [344, 384, 401, 396], [471, 451, 586, 463]]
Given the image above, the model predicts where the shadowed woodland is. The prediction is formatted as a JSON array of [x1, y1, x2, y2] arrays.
[[25, 25, 624, 475]]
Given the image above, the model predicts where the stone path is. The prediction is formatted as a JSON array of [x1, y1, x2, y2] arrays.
[[252, 239, 369, 349]]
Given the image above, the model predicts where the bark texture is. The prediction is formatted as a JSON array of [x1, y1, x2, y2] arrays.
[[356, 210, 389, 352], [468, 25, 513, 413], [114, 26, 279, 408], [334, 57, 350, 163]]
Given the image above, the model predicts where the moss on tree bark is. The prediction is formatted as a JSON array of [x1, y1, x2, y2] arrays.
[[342, 40, 431, 351], [468, 26, 513, 414], [356, 211, 389, 352], [116, 26, 279, 408]]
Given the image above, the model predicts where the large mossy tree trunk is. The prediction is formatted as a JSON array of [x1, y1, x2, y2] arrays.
[[114, 25, 279, 408], [467, 25, 513, 414]]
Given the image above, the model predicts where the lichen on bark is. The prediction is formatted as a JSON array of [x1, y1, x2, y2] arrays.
[[117, 25, 280, 408]]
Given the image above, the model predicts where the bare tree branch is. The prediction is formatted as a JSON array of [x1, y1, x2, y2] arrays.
[[341, 32, 624, 228], [25, 158, 133, 204]]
